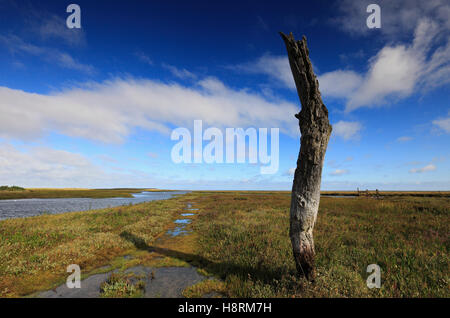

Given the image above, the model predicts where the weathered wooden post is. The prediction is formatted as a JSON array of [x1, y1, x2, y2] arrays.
[[280, 32, 332, 281]]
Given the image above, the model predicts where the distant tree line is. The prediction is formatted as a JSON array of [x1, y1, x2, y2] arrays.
[[0, 185, 25, 191]]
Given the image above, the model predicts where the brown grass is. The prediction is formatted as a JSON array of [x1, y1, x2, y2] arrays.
[[0, 191, 448, 298], [188, 192, 449, 297], [0, 196, 186, 297], [0, 188, 169, 200]]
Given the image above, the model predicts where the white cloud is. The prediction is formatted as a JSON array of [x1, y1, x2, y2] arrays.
[[333, 0, 450, 38], [332, 121, 362, 140], [0, 77, 298, 143], [317, 70, 362, 98], [0, 143, 191, 188], [319, 17, 450, 111], [0, 143, 118, 187], [229, 16, 449, 114], [162, 63, 197, 79], [345, 44, 421, 111], [409, 164, 437, 173], [432, 111, 450, 133], [330, 169, 349, 176]]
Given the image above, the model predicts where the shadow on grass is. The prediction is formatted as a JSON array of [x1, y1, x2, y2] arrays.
[[119, 231, 291, 284]]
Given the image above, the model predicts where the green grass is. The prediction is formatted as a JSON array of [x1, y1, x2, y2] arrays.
[[0, 188, 165, 200], [100, 272, 145, 298], [188, 192, 449, 297], [321, 190, 450, 197], [0, 191, 448, 298], [182, 278, 226, 298], [0, 195, 187, 297]]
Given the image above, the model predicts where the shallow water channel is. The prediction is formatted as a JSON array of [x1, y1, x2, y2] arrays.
[[36, 202, 209, 298], [0, 191, 188, 220]]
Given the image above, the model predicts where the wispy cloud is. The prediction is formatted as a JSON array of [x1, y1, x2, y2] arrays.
[[135, 51, 153, 65], [162, 63, 197, 79], [0, 34, 94, 74], [256, 16, 269, 31], [55, 52, 95, 73], [330, 169, 349, 176], [432, 111, 450, 133], [37, 14, 85, 47], [409, 164, 437, 173], [227, 54, 294, 89]]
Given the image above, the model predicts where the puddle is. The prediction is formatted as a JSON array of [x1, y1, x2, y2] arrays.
[[36, 266, 210, 298], [126, 266, 208, 298], [164, 203, 197, 237], [36, 272, 113, 298], [166, 226, 190, 237], [174, 219, 191, 224]]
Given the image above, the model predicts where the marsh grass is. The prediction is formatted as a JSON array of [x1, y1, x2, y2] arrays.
[[0, 188, 164, 200], [0, 191, 448, 298], [0, 197, 186, 297], [100, 272, 145, 298], [322, 190, 450, 197], [190, 193, 449, 297], [182, 278, 226, 298]]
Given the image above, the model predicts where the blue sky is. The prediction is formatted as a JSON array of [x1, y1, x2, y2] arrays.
[[0, 0, 449, 190]]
